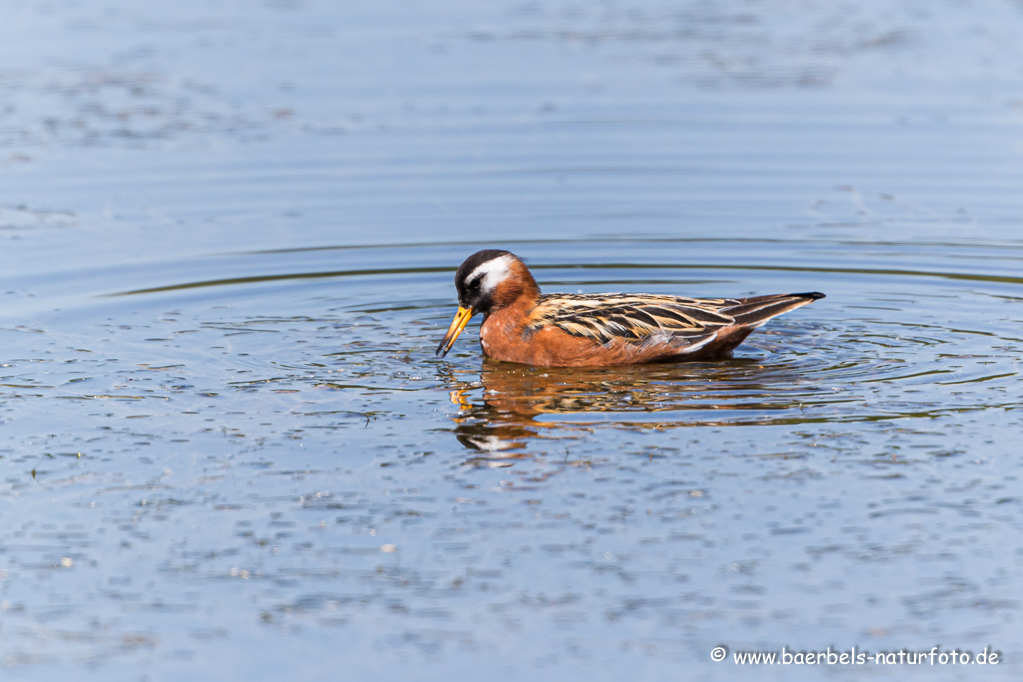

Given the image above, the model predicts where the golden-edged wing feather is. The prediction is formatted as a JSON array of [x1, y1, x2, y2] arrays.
[[528, 292, 824, 354]]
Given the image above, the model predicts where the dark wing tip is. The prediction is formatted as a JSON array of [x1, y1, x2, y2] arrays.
[[793, 291, 826, 300]]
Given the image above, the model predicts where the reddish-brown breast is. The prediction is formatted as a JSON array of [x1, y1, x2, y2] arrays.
[[479, 298, 674, 367]]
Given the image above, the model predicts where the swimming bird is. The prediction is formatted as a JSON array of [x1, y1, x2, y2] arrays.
[[436, 250, 824, 367]]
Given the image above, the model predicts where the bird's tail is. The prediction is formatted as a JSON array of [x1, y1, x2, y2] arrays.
[[724, 292, 826, 329]]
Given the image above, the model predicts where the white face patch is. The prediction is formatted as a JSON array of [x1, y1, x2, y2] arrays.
[[465, 254, 515, 294]]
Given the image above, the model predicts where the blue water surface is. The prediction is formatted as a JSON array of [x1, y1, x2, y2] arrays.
[[1, 1, 1023, 680]]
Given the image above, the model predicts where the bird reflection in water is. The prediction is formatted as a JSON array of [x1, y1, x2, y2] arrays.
[[445, 356, 813, 467]]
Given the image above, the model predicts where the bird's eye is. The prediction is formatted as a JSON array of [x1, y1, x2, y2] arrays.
[[468, 279, 481, 290]]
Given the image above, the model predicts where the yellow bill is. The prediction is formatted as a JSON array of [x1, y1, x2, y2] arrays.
[[436, 306, 474, 357]]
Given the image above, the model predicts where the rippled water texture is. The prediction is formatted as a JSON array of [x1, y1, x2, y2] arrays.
[[2, 1, 1023, 679]]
